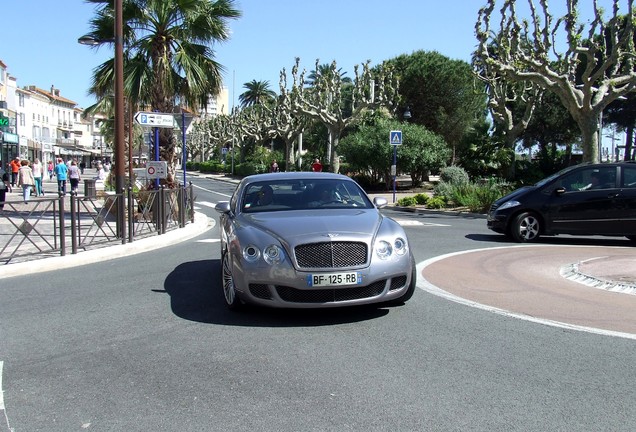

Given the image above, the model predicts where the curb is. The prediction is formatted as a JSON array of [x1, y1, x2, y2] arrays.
[[388, 205, 488, 219]]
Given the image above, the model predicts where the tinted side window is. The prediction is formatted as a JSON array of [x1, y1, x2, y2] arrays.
[[559, 167, 616, 192], [622, 166, 636, 188]]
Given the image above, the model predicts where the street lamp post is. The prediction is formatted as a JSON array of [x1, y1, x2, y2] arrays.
[[174, 109, 194, 186], [114, 0, 125, 240], [78, 0, 125, 241], [392, 107, 412, 203]]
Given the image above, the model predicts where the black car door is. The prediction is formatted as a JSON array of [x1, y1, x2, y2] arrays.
[[545, 166, 621, 235], [616, 165, 636, 235]]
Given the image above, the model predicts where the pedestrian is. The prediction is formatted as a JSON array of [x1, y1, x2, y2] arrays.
[[54, 158, 69, 196], [17, 160, 36, 204], [311, 158, 322, 172], [47, 160, 54, 180], [68, 160, 81, 194], [270, 159, 280, 173], [79, 160, 86, 175], [94, 163, 106, 181], [32, 158, 44, 196], [0, 164, 10, 211], [10, 156, 21, 187]]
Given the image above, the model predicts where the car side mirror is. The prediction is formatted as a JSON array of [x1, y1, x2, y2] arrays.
[[374, 197, 388, 208], [215, 201, 231, 214]]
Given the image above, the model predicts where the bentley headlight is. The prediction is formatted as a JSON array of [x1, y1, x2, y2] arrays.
[[375, 240, 393, 260], [263, 244, 285, 265], [243, 245, 261, 263], [394, 237, 407, 256]]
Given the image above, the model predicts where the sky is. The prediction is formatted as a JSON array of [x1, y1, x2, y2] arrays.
[[0, 0, 624, 111]]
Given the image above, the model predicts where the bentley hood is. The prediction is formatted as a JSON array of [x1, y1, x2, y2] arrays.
[[240, 209, 384, 243]]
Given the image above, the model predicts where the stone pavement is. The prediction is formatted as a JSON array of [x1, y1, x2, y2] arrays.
[[420, 245, 636, 336]]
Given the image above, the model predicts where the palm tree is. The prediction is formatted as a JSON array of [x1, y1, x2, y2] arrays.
[[305, 63, 352, 86], [239, 80, 276, 107], [82, 0, 241, 185]]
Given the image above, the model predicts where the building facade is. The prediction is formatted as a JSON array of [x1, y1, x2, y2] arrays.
[[1, 58, 229, 171], [0, 59, 105, 168]]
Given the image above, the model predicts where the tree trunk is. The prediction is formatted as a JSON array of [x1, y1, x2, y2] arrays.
[[329, 131, 340, 173], [576, 115, 600, 163], [625, 126, 634, 161]]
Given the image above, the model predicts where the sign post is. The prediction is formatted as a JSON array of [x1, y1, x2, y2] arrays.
[[135, 111, 175, 188], [389, 130, 402, 203]]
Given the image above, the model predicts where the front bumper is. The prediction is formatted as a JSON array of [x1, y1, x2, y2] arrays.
[[486, 212, 509, 234], [234, 260, 414, 308]]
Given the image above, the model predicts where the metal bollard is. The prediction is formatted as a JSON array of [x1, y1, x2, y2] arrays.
[[70, 191, 78, 254], [58, 192, 66, 256]]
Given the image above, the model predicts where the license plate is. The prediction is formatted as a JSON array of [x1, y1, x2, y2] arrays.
[[307, 272, 361, 287]]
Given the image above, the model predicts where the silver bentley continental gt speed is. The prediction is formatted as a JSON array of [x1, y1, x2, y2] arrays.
[[214, 172, 416, 310]]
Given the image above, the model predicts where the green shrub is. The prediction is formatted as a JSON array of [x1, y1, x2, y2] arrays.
[[397, 196, 417, 207], [442, 178, 515, 213], [439, 166, 469, 185], [433, 181, 453, 199], [414, 193, 429, 205], [426, 196, 447, 209]]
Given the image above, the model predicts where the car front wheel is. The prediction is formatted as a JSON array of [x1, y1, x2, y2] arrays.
[[510, 212, 541, 243], [221, 248, 243, 310]]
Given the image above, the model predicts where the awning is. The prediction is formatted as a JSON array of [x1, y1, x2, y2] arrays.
[[54, 143, 102, 156]]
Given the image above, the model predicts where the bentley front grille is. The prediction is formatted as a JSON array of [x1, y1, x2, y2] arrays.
[[294, 241, 368, 269]]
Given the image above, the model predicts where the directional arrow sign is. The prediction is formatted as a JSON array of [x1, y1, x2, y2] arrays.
[[134, 112, 175, 128]]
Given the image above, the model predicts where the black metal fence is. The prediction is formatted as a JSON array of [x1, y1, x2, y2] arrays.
[[0, 183, 195, 265]]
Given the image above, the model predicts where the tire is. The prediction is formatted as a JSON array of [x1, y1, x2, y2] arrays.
[[510, 211, 541, 243], [221, 247, 243, 310]]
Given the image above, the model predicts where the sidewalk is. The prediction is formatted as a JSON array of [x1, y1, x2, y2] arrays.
[[0, 173, 210, 278]]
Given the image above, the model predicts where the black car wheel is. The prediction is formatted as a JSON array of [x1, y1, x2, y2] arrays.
[[510, 211, 541, 243], [221, 248, 243, 310]]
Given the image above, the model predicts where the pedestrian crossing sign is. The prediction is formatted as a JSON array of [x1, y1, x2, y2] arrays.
[[390, 130, 402, 145]]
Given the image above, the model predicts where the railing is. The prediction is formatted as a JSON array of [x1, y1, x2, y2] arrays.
[[0, 183, 195, 265]]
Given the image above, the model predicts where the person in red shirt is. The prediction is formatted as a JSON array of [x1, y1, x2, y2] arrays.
[[10, 157, 21, 187], [311, 158, 322, 172]]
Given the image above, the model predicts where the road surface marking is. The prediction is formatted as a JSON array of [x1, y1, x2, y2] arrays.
[[393, 219, 450, 227]]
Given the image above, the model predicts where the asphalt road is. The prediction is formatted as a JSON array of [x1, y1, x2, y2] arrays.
[[0, 176, 635, 432]]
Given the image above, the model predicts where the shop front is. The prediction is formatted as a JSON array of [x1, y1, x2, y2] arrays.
[[0, 131, 20, 168]]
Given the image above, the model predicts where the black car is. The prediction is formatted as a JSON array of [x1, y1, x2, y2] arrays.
[[487, 162, 636, 242]]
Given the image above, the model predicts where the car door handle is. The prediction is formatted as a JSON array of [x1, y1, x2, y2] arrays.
[[607, 193, 619, 198]]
